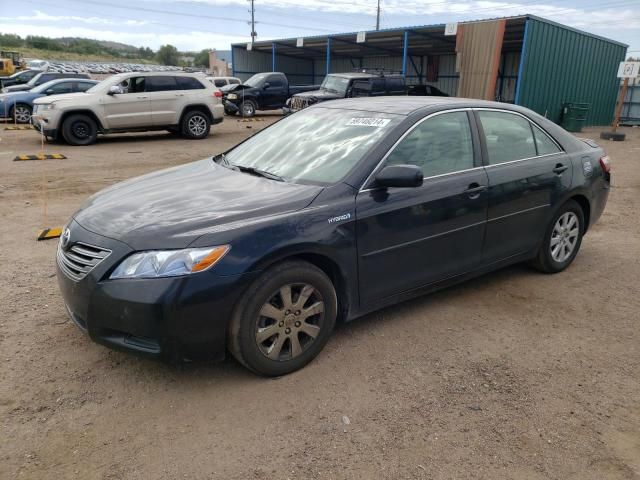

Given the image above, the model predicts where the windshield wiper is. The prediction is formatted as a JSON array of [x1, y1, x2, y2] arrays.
[[234, 165, 285, 182], [213, 155, 285, 182]]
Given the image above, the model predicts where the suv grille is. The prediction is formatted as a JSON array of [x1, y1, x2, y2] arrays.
[[290, 96, 313, 112], [57, 242, 111, 281]]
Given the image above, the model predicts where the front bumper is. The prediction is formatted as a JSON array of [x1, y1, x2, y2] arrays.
[[223, 100, 239, 114], [56, 220, 258, 361], [31, 111, 60, 138]]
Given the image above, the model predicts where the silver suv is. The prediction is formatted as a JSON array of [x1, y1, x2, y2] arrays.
[[32, 72, 224, 145]]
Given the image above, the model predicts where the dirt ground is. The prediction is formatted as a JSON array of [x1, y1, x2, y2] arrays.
[[0, 118, 639, 480]]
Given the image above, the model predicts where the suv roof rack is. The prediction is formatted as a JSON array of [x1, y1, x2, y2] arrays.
[[351, 68, 402, 76]]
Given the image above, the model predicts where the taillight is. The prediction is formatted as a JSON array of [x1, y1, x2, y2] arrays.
[[214, 90, 222, 98], [599, 155, 611, 174]]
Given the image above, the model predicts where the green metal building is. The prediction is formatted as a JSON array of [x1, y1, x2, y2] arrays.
[[231, 15, 628, 126]]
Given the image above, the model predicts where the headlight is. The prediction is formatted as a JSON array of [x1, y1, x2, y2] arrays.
[[38, 104, 55, 111], [226, 93, 237, 100], [110, 245, 230, 279]]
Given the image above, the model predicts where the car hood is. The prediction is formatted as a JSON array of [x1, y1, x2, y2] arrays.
[[3, 84, 32, 93], [294, 89, 342, 100], [72, 158, 324, 250], [33, 92, 88, 105]]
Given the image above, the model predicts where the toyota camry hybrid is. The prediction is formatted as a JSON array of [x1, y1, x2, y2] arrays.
[[56, 97, 611, 376]]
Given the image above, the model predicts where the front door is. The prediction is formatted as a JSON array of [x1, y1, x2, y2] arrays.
[[356, 110, 489, 304], [262, 75, 287, 108], [475, 109, 572, 264], [101, 76, 151, 128]]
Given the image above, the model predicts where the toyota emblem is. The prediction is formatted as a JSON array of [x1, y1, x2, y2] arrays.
[[60, 228, 71, 249]]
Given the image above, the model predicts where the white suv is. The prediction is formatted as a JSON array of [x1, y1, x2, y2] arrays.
[[32, 72, 224, 145]]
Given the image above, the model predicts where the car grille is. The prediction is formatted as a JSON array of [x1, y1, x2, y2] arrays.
[[290, 96, 313, 111], [57, 242, 111, 281]]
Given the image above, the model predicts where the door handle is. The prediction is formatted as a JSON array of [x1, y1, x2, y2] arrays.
[[465, 183, 487, 199], [136, 95, 148, 99], [175, 93, 185, 96], [553, 163, 568, 174]]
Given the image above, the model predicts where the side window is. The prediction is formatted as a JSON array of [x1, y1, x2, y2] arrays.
[[531, 123, 561, 156], [146, 76, 178, 92], [267, 79, 284, 88], [386, 111, 475, 177], [74, 82, 94, 93], [478, 111, 536, 164], [386, 77, 404, 92], [177, 76, 205, 90], [371, 79, 385, 93], [213, 79, 226, 87], [229, 79, 241, 84], [351, 81, 371, 97], [46, 82, 73, 94], [121, 77, 145, 94]]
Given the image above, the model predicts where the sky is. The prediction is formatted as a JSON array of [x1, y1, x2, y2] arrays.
[[0, 0, 639, 55]]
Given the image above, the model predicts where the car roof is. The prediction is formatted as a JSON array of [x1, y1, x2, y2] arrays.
[[328, 72, 402, 79], [313, 96, 526, 116]]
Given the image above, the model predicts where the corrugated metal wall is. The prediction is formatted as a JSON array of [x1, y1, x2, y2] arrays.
[[231, 46, 315, 84], [517, 18, 627, 126], [621, 82, 640, 125]]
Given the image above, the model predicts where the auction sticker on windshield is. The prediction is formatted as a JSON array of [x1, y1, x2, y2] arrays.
[[346, 118, 391, 127]]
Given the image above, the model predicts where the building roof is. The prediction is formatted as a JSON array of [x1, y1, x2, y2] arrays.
[[231, 14, 627, 59]]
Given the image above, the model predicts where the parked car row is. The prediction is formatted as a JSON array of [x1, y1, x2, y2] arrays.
[[221, 70, 450, 117], [0, 71, 224, 145]]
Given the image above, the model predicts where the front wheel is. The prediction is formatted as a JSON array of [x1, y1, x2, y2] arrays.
[[13, 103, 32, 124], [228, 261, 337, 376], [181, 110, 210, 139], [531, 200, 585, 273], [240, 100, 256, 118], [61, 114, 97, 146]]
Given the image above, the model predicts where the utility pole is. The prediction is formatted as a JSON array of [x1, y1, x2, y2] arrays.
[[249, 0, 257, 45], [376, 0, 381, 30]]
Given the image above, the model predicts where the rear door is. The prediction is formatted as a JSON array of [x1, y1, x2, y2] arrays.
[[356, 109, 489, 304], [475, 109, 570, 264], [101, 76, 151, 128], [145, 76, 181, 125]]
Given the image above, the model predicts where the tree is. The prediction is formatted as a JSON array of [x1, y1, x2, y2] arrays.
[[193, 49, 210, 68], [156, 44, 179, 66]]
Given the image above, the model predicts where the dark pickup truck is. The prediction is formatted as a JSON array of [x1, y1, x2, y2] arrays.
[[222, 72, 318, 117], [285, 72, 407, 113]]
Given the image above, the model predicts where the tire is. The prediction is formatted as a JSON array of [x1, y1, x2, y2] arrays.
[[239, 100, 257, 118], [181, 110, 210, 139], [531, 200, 585, 273], [61, 114, 97, 146], [13, 103, 32, 124], [224, 108, 236, 116], [228, 261, 337, 376]]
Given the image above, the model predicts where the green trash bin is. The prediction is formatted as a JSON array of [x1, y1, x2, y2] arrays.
[[561, 102, 590, 132]]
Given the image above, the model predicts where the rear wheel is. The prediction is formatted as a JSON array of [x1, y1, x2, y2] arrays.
[[228, 261, 337, 376], [181, 110, 210, 139], [13, 103, 32, 124], [531, 200, 584, 273], [61, 114, 97, 146]]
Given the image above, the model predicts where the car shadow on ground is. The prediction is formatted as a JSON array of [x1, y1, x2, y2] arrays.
[[105, 262, 534, 383]]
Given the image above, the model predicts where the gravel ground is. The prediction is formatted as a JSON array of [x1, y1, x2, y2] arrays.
[[0, 119, 639, 480]]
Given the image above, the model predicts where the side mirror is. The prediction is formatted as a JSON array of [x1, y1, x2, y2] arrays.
[[374, 165, 423, 189], [45, 89, 54, 95], [108, 85, 124, 95], [263, 82, 270, 89]]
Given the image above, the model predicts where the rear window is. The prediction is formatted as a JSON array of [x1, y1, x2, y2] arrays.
[[146, 76, 178, 92], [177, 76, 205, 90]]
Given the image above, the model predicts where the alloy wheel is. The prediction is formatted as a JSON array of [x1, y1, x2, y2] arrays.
[[550, 211, 579, 263], [14, 105, 31, 123], [255, 283, 325, 361], [188, 115, 207, 136]]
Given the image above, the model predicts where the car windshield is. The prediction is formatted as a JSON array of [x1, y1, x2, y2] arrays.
[[26, 73, 43, 86], [320, 76, 350, 94], [223, 107, 402, 185], [244, 73, 269, 87], [31, 79, 63, 94]]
